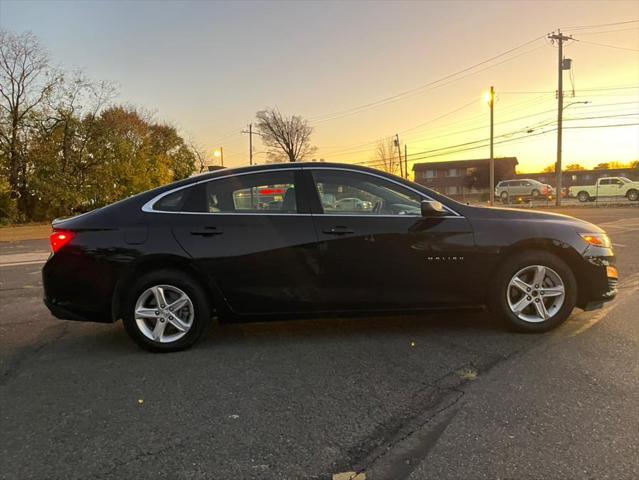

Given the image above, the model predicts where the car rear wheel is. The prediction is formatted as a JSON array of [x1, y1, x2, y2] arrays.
[[577, 191, 590, 202], [531, 189, 540, 198], [489, 251, 577, 332], [627, 189, 639, 201], [122, 270, 210, 352]]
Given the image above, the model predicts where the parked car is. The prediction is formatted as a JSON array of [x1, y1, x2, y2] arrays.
[[43, 163, 618, 352], [495, 179, 554, 203], [569, 176, 639, 202]]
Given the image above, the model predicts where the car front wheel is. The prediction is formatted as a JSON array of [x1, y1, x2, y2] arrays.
[[490, 251, 577, 332], [122, 270, 210, 352], [627, 189, 639, 201]]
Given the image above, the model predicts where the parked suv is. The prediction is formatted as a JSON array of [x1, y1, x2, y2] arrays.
[[495, 179, 554, 203]]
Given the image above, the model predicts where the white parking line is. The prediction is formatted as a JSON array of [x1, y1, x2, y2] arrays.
[[0, 251, 50, 268]]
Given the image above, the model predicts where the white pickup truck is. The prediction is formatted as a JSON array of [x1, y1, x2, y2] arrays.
[[569, 176, 639, 202]]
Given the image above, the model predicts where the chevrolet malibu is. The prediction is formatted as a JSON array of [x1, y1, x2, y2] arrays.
[[43, 163, 618, 352]]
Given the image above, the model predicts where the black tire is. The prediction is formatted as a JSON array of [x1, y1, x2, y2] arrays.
[[500, 191, 509, 204], [577, 191, 590, 202], [627, 189, 639, 202], [531, 189, 540, 198], [488, 251, 577, 333], [122, 269, 211, 352]]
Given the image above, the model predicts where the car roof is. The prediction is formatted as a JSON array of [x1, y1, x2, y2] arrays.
[[182, 161, 404, 185]]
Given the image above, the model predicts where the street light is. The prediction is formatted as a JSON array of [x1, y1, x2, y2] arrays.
[[555, 100, 589, 206], [213, 147, 224, 167], [485, 87, 495, 206]]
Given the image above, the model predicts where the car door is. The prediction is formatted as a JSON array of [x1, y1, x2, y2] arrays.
[[507, 181, 520, 197], [607, 178, 624, 197], [166, 169, 321, 315], [305, 168, 476, 311], [596, 179, 610, 196]]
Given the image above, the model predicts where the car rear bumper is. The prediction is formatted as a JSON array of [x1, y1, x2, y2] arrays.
[[42, 250, 116, 323], [44, 297, 112, 323]]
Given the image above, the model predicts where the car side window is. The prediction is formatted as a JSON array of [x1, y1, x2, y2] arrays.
[[206, 171, 297, 213], [171, 171, 298, 214], [153, 189, 186, 211], [312, 170, 422, 216]]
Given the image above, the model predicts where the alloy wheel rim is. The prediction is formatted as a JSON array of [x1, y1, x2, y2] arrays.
[[134, 285, 194, 343], [506, 265, 565, 323]]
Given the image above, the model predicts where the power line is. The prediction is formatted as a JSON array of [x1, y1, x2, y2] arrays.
[[400, 122, 639, 165], [575, 38, 639, 52], [322, 98, 637, 161], [499, 85, 639, 94], [315, 97, 481, 156], [353, 112, 637, 166], [312, 43, 548, 126], [561, 19, 639, 30], [572, 27, 639, 36], [306, 35, 546, 123]]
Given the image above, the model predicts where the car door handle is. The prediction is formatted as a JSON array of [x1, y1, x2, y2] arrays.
[[190, 227, 223, 237], [322, 227, 354, 235]]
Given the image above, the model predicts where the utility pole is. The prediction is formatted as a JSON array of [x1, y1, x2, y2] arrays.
[[248, 124, 253, 166], [548, 30, 572, 206], [394, 134, 403, 178], [488, 86, 495, 206], [404, 144, 408, 180], [242, 124, 254, 166], [220, 146, 224, 167]]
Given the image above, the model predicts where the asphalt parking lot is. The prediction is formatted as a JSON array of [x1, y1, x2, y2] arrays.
[[1, 207, 638, 480]]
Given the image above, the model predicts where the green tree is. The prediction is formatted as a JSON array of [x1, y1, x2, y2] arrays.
[[565, 164, 584, 171]]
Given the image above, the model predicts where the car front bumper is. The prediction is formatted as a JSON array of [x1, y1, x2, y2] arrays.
[[579, 245, 618, 308]]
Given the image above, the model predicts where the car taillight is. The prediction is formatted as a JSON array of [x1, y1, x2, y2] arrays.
[[543, 186, 549, 195], [50, 230, 75, 253]]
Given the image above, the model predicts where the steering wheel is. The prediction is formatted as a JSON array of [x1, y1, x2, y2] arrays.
[[372, 199, 384, 214]]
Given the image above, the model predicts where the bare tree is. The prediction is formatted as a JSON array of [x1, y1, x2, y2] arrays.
[[374, 137, 401, 175], [255, 108, 315, 162], [188, 139, 209, 173], [0, 30, 61, 217]]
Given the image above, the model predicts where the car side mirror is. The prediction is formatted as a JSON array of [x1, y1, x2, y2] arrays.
[[421, 200, 447, 217]]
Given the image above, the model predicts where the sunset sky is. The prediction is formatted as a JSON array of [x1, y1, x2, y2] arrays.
[[2, 0, 637, 174]]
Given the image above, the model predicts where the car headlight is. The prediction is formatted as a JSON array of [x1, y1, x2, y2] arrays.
[[579, 233, 612, 248]]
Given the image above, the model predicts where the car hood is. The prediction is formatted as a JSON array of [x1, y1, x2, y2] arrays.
[[464, 205, 605, 233]]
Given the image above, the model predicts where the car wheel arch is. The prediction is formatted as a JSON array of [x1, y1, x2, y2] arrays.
[[111, 255, 225, 323], [489, 239, 589, 307]]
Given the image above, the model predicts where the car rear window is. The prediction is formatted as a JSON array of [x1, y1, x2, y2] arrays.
[[153, 189, 186, 211]]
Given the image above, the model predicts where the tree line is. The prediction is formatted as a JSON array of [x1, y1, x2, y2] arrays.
[[0, 30, 198, 224]]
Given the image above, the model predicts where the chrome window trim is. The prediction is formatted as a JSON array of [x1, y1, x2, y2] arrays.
[[141, 165, 464, 218], [141, 168, 300, 213]]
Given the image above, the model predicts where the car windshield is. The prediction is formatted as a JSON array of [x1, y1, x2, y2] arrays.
[[618, 177, 631, 183]]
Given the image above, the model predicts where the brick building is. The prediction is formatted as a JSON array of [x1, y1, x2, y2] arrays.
[[412, 157, 518, 200]]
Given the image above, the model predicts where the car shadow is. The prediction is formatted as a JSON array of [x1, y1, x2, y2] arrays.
[[43, 311, 527, 355], [199, 309, 509, 348]]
